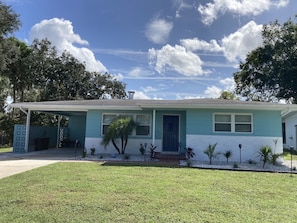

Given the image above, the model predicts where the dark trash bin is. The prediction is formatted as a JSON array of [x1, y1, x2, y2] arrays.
[[35, 138, 49, 151]]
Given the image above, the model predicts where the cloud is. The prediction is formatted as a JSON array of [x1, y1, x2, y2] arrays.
[[180, 38, 223, 52], [145, 17, 173, 44], [148, 44, 209, 76], [180, 21, 263, 63], [204, 85, 222, 98], [134, 91, 151, 99], [198, 0, 288, 25], [174, 0, 193, 18], [204, 77, 236, 98], [219, 77, 235, 91], [221, 21, 263, 62], [30, 18, 107, 72]]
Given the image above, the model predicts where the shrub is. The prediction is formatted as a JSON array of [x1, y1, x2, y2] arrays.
[[223, 150, 232, 163], [204, 143, 219, 165], [90, 148, 96, 155], [233, 162, 239, 168], [258, 145, 272, 168]]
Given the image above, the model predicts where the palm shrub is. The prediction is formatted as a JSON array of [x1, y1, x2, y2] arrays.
[[204, 143, 219, 165], [258, 145, 272, 168], [223, 150, 232, 163], [101, 116, 137, 154]]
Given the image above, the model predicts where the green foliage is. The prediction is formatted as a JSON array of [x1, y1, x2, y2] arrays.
[[247, 159, 257, 165], [223, 150, 232, 163], [101, 116, 137, 154], [139, 143, 147, 155], [90, 148, 96, 155], [234, 16, 297, 102], [233, 162, 239, 168], [218, 91, 238, 100], [258, 145, 272, 168], [271, 153, 282, 165], [0, 2, 21, 72], [204, 143, 219, 165]]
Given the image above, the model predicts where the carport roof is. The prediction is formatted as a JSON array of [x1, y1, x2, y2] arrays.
[[10, 98, 297, 113]]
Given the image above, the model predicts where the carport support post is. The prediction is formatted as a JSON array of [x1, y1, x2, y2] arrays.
[[152, 109, 156, 146], [56, 116, 62, 148]]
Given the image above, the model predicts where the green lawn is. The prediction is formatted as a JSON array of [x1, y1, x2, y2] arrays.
[[0, 146, 12, 153], [0, 162, 296, 222]]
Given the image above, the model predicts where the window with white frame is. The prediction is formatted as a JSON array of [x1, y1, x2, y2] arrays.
[[102, 113, 151, 136], [214, 113, 252, 133]]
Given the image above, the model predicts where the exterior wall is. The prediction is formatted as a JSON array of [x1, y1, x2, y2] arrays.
[[85, 110, 160, 154], [186, 109, 283, 162], [84, 108, 283, 159], [284, 113, 297, 150], [186, 135, 282, 162]]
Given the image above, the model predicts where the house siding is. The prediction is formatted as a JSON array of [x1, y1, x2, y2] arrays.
[[84, 108, 282, 158], [186, 109, 282, 137], [186, 109, 282, 162]]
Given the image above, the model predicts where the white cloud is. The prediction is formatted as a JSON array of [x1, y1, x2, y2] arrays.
[[180, 21, 263, 63], [203, 77, 236, 98], [148, 44, 209, 76], [180, 38, 223, 52], [30, 18, 107, 72], [221, 21, 263, 62], [174, 0, 192, 18], [145, 18, 173, 44], [219, 77, 235, 91], [140, 86, 158, 93], [134, 91, 151, 99], [204, 85, 222, 98], [198, 0, 288, 25]]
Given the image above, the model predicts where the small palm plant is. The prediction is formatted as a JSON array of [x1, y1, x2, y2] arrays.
[[223, 150, 232, 163], [204, 143, 219, 165], [258, 145, 272, 168], [185, 147, 196, 167]]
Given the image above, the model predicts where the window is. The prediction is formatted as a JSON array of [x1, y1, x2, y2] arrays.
[[214, 113, 252, 133], [102, 113, 151, 136], [136, 114, 151, 136], [102, 114, 117, 135]]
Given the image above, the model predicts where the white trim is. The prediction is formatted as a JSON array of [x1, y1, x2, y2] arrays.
[[213, 113, 253, 134], [101, 113, 152, 137]]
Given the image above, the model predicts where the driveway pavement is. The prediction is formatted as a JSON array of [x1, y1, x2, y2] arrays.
[[0, 148, 81, 179]]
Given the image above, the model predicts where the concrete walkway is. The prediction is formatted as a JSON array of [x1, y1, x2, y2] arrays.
[[0, 148, 81, 179]]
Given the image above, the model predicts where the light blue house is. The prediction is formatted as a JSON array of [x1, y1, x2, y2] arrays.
[[11, 98, 296, 162]]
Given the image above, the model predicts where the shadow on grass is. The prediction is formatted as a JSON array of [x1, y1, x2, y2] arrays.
[[100, 160, 183, 168]]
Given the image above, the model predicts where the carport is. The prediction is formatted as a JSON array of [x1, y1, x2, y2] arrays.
[[10, 101, 87, 153]]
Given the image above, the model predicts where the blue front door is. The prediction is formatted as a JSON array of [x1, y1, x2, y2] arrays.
[[162, 115, 179, 152]]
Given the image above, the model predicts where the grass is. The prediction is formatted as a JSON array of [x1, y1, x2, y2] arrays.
[[0, 146, 12, 153], [283, 149, 297, 160], [0, 162, 297, 222]]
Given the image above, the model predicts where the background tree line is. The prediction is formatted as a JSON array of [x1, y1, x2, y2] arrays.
[[0, 2, 127, 144]]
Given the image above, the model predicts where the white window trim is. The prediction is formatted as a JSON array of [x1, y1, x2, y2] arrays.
[[213, 113, 253, 133], [101, 113, 152, 137]]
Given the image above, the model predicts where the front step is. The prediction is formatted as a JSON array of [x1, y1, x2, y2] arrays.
[[154, 152, 186, 161]]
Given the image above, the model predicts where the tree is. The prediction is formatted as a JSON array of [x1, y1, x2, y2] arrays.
[[218, 91, 238, 100], [101, 116, 137, 154], [0, 1, 21, 72], [234, 16, 297, 103], [85, 72, 127, 99]]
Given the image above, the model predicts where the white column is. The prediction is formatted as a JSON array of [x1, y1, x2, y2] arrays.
[[152, 109, 156, 145], [56, 116, 62, 148]]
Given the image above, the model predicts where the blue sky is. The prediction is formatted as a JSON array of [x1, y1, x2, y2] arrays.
[[4, 0, 296, 99]]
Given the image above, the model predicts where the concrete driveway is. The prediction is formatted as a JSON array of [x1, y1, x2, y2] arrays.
[[0, 148, 82, 179]]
